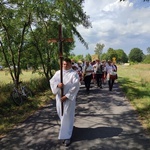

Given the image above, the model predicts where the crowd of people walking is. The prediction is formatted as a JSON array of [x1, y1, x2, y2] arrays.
[[71, 59, 118, 92]]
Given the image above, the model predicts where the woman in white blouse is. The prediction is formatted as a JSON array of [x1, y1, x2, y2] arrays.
[[106, 60, 117, 91]]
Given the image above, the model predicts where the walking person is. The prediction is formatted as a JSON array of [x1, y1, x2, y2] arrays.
[[101, 60, 107, 84], [94, 60, 104, 88], [113, 61, 118, 80], [106, 60, 117, 91], [91, 60, 97, 86], [82, 61, 94, 93], [49, 58, 80, 147], [77, 62, 83, 82]]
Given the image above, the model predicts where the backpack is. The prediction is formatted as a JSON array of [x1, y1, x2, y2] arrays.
[[96, 64, 103, 74]]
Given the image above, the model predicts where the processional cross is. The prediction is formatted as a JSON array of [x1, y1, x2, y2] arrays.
[[48, 24, 73, 116]]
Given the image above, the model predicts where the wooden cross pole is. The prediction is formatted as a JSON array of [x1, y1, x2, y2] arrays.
[[48, 24, 73, 116]]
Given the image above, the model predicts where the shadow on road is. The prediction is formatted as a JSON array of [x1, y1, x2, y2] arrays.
[[72, 126, 123, 141]]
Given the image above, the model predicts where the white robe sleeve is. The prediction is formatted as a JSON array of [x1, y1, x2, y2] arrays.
[[49, 71, 60, 95], [65, 72, 80, 101]]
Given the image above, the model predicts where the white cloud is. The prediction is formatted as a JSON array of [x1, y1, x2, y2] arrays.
[[73, 0, 150, 56], [103, 0, 133, 12]]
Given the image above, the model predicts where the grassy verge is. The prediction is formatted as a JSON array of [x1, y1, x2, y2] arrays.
[[0, 71, 54, 137], [117, 64, 150, 133], [0, 90, 54, 137]]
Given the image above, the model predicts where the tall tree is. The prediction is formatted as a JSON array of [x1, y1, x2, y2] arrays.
[[28, 21, 74, 81], [94, 43, 105, 60], [116, 49, 128, 63], [0, 0, 32, 86], [52, 0, 91, 49], [129, 48, 144, 62], [147, 47, 150, 54], [107, 48, 118, 61]]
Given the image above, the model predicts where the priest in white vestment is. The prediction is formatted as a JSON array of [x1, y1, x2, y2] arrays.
[[50, 58, 80, 146]]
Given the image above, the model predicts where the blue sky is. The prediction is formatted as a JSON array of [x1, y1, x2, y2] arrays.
[[73, 0, 150, 56]]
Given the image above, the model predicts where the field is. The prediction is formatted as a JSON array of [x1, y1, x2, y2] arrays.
[[117, 64, 150, 133], [0, 70, 41, 84]]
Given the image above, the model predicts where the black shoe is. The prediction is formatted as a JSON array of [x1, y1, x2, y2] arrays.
[[86, 90, 89, 94], [62, 140, 65, 144], [64, 139, 71, 147], [100, 86, 103, 89]]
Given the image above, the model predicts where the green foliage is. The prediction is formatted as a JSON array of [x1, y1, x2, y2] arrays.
[[30, 77, 49, 92], [0, 77, 51, 136], [116, 49, 128, 63], [101, 53, 108, 61], [73, 54, 84, 62], [107, 48, 118, 61], [0, 0, 91, 83], [129, 48, 144, 62], [143, 55, 150, 64], [0, 77, 48, 95], [52, 0, 91, 49], [85, 53, 92, 61], [0, 0, 34, 85], [147, 47, 150, 54], [118, 64, 150, 133], [94, 43, 105, 60], [101, 49, 128, 63]]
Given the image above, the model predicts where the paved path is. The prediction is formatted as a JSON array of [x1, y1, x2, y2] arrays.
[[0, 82, 150, 150]]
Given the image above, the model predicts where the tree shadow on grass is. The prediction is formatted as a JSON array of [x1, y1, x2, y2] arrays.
[[118, 77, 150, 99]]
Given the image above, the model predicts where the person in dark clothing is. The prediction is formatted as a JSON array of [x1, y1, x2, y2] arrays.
[[94, 60, 104, 88], [83, 61, 94, 93]]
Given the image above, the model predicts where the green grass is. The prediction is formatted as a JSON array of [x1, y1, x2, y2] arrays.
[[117, 64, 150, 133], [0, 90, 54, 137], [0, 70, 40, 84], [0, 70, 54, 137]]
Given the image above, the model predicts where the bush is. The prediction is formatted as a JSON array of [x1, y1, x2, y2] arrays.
[[0, 77, 49, 104], [30, 78, 49, 92], [143, 55, 150, 64]]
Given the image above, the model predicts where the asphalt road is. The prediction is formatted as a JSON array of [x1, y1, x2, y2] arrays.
[[0, 81, 150, 150]]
